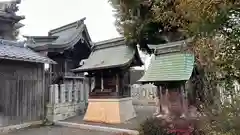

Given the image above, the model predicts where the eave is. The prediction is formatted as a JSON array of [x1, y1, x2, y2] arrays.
[[72, 37, 142, 73], [26, 21, 92, 52]]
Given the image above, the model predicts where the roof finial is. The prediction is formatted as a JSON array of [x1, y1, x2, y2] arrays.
[[76, 17, 86, 28]]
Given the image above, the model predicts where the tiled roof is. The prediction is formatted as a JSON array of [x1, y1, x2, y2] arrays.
[[25, 18, 92, 52], [73, 37, 143, 72], [0, 39, 56, 64]]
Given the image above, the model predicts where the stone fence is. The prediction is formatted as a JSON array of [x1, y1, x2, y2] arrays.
[[131, 82, 240, 106], [46, 80, 89, 122], [131, 84, 157, 106]]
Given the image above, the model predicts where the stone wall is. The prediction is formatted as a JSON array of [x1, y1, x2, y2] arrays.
[[46, 102, 85, 122]]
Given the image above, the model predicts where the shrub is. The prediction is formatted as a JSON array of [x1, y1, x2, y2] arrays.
[[138, 117, 168, 135], [193, 98, 240, 135]]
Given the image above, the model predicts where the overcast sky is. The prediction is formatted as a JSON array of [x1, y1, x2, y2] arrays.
[[17, 0, 120, 42], [14, 0, 151, 69]]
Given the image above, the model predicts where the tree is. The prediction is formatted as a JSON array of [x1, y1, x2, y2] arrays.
[[109, 0, 240, 106]]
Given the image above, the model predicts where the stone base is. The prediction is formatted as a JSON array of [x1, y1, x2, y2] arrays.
[[46, 102, 86, 122], [84, 97, 136, 124]]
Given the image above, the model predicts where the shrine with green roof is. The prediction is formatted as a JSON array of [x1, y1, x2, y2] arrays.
[[73, 37, 143, 124], [139, 39, 195, 118]]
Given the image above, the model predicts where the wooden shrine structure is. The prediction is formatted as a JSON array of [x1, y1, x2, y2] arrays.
[[25, 18, 92, 96], [25, 18, 93, 121], [73, 37, 143, 123], [138, 40, 195, 131], [25, 18, 92, 81]]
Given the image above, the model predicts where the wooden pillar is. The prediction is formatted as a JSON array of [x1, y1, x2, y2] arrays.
[[155, 86, 161, 115], [165, 88, 169, 114], [159, 86, 163, 113], [116, 74, 119, 93], [89, 77, 91, 94], [101, 72, 104, 92], [181, 84, 187, 117]]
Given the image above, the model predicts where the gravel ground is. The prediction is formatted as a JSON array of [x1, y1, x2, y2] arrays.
[[2, 126, 113, 135]]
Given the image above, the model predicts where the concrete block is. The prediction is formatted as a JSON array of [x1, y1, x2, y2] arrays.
[[84, 98, 136, 124]]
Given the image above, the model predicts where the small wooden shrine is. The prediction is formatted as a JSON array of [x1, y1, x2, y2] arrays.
[[139, 40, 195, 130], [73, 37, 143, 123]]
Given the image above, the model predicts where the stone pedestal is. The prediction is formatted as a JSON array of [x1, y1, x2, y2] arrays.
[[84, 97, 136, 124]]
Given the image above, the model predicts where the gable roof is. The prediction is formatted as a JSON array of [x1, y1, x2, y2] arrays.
[[0, 39, 56, 64], [72, 37, 143, 72], [25, 18, 92, 52], [139, 40, 194, 82]]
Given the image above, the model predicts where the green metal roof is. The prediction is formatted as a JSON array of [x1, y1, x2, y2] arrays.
[[72, 37, 143, 72], [139, 53, 194, 82], [139, 39, 195, 82]]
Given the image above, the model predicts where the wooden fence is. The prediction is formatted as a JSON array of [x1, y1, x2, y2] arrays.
[[0, 61, 45, 127]]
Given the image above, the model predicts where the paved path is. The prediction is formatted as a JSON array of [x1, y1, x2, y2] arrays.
[[3, 126, 113, 135], [64, 106, 156, 130]]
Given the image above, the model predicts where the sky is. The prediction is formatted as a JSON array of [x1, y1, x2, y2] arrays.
[[17, 0, 120, 42], [14, 0, 151, 69]]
